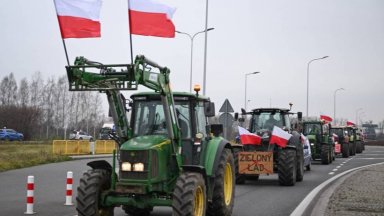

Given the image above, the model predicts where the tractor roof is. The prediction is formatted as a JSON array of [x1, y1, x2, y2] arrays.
[[250, 108, 292, 114], [131, 91, 210, 101]]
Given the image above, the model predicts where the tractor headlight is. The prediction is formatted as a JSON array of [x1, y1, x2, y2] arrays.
[[310, 143, 315, 146], [121, 162, 132, 171], [133, 163, 144, 172]]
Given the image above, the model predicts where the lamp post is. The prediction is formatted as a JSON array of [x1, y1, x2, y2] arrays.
[[203, 0, 209, 95], [176, 28, 215, 92], [333, 88, 345, 124], [355, 108, 363, 127], [244, 72, 260, 111], [306, 56, 329, 119]]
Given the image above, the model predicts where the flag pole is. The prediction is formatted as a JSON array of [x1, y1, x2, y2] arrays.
[[127, 0, 134, 64], [53, 1, 71, 66], [62, 39, 71, 66]]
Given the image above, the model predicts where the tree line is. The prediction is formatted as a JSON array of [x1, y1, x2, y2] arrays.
[[0, 72, 105, 140]]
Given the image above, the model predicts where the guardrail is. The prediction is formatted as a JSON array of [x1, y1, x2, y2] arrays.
[[52, 140, 117, 155]]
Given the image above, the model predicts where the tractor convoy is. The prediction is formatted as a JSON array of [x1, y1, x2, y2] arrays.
[[63, 55, 366, 216]]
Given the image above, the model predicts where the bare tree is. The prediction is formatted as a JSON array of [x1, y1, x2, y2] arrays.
[[18, 78, 29, 107]]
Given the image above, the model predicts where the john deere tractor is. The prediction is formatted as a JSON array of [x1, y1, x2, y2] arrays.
[[234, 107, 304, 186], [302, 121, 334, 164], [66, 55, 237, 216]]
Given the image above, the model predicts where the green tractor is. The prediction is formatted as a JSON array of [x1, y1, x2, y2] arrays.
[[302, 121, 335, 164], [346, 126, 363, 154], [66, 55, 238, 216], [234, 107, 305, 186]]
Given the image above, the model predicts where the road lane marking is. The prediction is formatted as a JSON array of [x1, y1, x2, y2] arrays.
[[336, 166, 341, 168], [290, 161, 384, 216], [328, 172, 335, 175], [332, 169, 337, 172]]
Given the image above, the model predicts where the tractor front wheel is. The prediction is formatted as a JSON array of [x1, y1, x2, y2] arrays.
[[76, 169, 114, 216], [207, 148, 235, 216], [172, 172, 206, 216], [233, 148, 246, 184]]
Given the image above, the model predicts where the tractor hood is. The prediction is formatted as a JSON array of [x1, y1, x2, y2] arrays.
[[307, 134, 317, 143], [120, 135, 171, 150]]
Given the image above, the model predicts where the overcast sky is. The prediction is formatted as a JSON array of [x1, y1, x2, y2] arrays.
[[1, 0, 383, 124]]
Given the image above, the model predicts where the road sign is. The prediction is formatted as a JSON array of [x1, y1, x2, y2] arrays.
[[219, 99, 234, 113], [219, 113, 234, 139]]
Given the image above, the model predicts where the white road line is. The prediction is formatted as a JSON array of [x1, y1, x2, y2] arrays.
[[290, 162, 384, 216], [328, 172, 335, 175], [336, 166, 341, 168], [356, 158, 384, 160], [332, 169, 338, 172]]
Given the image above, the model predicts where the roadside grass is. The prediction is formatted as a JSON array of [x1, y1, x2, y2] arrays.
[[0, 142, 71, 172]]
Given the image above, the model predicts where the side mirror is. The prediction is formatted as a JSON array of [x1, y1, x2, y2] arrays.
[[241, 108, 246, 115], [297, 112, 302, 121], [210, 124, 223, 137], [204, 102, 215, 117], [234, 113, 239, 120]]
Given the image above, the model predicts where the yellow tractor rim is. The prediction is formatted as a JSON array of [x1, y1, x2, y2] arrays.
[[194, 186, 204, 216], [224, 162, 233, 206]]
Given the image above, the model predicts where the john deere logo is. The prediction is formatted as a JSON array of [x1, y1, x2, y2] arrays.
[[130, 152, 135, 157]]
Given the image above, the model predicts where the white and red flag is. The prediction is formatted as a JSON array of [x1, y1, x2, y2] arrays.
[[270, 126, 292, 147], [238, 126, 261, 145], [347, 121, 355, 126], [320, 115, 333, 123], [128, 0, 176, 38], [54, 0, 102, 39]]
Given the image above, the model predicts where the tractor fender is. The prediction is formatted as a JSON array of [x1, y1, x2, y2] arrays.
[[87, 160, 112, 173], [286, 131, 301, 150], [203, 137, 232, 177], [181, 165, 207, 180]]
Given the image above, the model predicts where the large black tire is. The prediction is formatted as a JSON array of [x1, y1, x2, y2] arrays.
[[123, 206, 152, 216], [291, 133, 304, 182], [207, 149, 235, 216], [321, 145, 331, 165], [351, 142, 356, 155], [342, 143, 349, 158], [233, 148, 246, 185], [76, 169, 114, 216], [172, 172, 206, 216], [356, 141, 362, 153], [278, 148, 297, 186]]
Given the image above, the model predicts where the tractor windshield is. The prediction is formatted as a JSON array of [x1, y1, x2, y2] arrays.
[[132, 100, 191, 138], [251, 112, 284, 132], [303, 123, 321, 136]]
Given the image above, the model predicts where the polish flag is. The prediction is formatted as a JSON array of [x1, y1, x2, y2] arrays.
[[269, 126, 292, 148], [320, 115, 333, 123], [54, 0, 102, 38], [238, 126, 261, 145], [128, 0, 176, 38], [347, 121, 355, 126]]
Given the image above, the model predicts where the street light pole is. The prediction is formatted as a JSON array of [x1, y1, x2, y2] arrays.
[[356, 108, 363, 126], [244, 72, 260, 111], [203, 0, 209, 95], [306, 56, 329, 119], [176, 28, 214, 92], [333, 88, 345, 124]]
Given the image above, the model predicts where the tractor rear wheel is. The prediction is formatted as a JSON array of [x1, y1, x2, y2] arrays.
[[76, 169, 114, 216], [207, 149, 235, 216], [172, 172, 206, 216], [321, 145, 331, 165], [356, 142, 362, 153], [294, 137, 304, 182], [278, 148, 297, 186], [233, 148, 246, 184], [342, 143, 349, 158]]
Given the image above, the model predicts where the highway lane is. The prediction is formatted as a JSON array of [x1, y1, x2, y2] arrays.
[[0, 146, 383, 216]]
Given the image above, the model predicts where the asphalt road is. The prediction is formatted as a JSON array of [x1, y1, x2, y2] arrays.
[[0, 146, 383, 216]]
